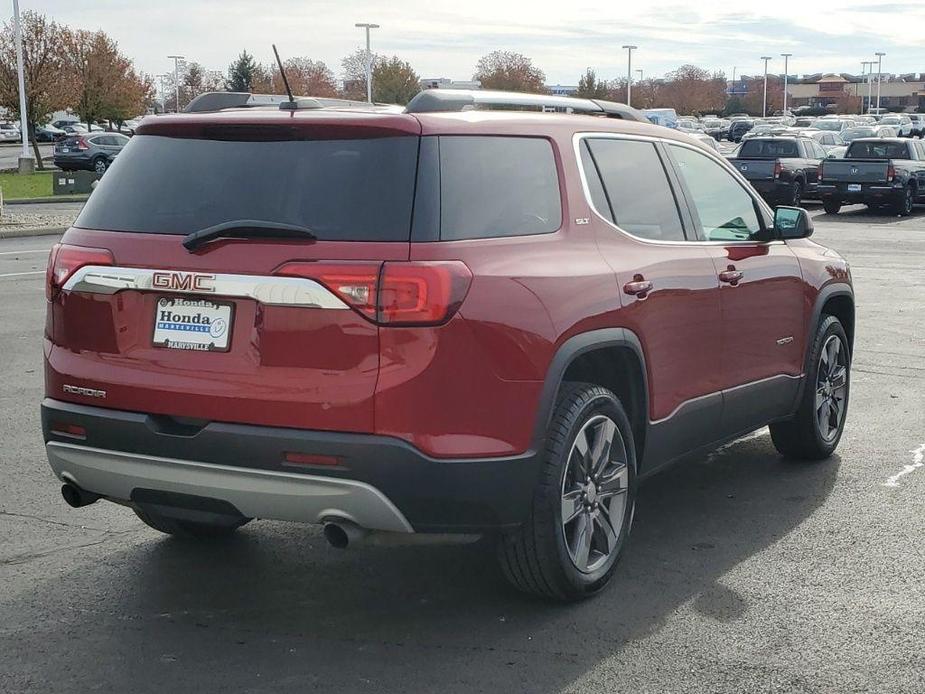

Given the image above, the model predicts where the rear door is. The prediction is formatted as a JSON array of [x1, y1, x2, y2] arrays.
[[578, 135, 725, 465], [664, 142, 805, 435], [47, 119, 421, 434]]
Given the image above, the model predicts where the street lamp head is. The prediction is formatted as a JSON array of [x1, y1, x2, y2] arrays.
[[875, 52, 886, 57], [622, 45, 637, 50], [761, 56, 772, 61], [355, 23, 380, 28], [781, 53, 792, 57]]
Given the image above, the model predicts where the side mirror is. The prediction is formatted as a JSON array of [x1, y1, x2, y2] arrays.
[[774, 206, 814, 239]]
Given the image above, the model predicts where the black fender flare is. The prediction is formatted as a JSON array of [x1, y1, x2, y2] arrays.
[[531, 328, 650, 449], [791, 283, 854, 408]]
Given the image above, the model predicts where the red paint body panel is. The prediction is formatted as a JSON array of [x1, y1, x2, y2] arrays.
[[45, 109, 853, 465]]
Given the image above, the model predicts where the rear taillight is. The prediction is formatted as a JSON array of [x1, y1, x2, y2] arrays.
[[887, 164, 896, 182], [76, 137, 90, 151], [46, 243, 114, 300], [817, 163, 824, 181], [275, 261, 472, 326], [773, 161, 783, 179]]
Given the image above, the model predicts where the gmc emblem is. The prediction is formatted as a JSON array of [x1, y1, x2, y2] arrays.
[[152, 271, 215, 292]]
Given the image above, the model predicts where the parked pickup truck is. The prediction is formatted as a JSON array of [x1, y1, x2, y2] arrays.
[[728, 136, 826, 206], [817, 138, 925, 215]]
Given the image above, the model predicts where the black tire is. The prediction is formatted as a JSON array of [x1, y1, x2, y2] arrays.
[[823, 199, 841, 215], [770, 315, 850, 460], [497, 382, 637, 601], [789, 180, 804, 207], [134, 506, 249, 539], [92, 157, 108, 174], [891, 185, 914, 216]]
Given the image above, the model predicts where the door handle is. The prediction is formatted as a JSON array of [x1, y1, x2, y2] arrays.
[[623, 277, 653, 298], [718, 267, 744, 286]]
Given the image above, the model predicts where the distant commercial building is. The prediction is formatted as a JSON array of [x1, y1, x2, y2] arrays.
[[547, 84, 578, 96], [788, 73, 924, 112], [420, 78, 481, 90]]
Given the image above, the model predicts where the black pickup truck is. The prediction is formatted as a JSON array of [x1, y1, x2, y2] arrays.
[[817, 138, 925, 215], [728, 136, 827, 206]]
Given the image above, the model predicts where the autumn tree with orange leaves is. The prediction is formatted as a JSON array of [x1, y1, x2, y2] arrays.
[[474, 51, 546, 93]]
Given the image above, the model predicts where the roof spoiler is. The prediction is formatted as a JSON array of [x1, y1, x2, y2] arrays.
[[183, 92, 375, 113], [404, 89, 648, 122]]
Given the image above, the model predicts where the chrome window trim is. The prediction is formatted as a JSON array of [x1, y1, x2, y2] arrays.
[[62, 265, 350, 309], [572, 132, 782, 247]]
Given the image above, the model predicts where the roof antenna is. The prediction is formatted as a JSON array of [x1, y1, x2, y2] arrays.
[[273, 44, 297, 110]]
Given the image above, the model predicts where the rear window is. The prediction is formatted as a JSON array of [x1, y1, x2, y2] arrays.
[[846, 141, 910, 159], [437, 136, 561, 240], [75, 134, 419, 241], [739, 139, 798, 158]]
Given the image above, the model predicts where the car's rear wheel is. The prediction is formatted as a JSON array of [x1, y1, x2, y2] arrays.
[[823, 199, 841, 214], [93, 157, 108, 174], [789, 180, 803, 206], [770, 315, 849, 460], [134, 507, 250, 539], [892, 185, 914, 216], [497, 382, 636, 600]]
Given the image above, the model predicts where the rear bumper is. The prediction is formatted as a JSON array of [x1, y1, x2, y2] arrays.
[[748, 179, 818, 200], [41, 399, 540, 533], [817, 183, 902, 204]]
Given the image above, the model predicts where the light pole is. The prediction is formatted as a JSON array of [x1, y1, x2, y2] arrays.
[[636, 69, 643, 82], [167, 55, 184, 112], [355, 23, 380, 103], [875, 52, 885, 113], [622, 45, 637, 107], [781, 53, 792, 115], [761, 57, 772, 117], [861, 61, 873, 114], [12, 0, 32, 173]]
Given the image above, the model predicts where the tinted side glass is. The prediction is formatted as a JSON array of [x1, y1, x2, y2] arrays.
[[846, 141, 910, 159], [76, 134, 419, 240], [579, 140, 613, 223], [668, 144, 762, 242], [585, 138, 685, 242], [438, 136, 561, 240]]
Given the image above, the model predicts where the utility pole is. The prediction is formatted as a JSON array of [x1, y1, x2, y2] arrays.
[[355, 23, 380, 103], [781, 53, 792, 115], [622, 45, 637, 107], [761, 57, 772, 118], [168, 55, 184, 112], [860, 61, 872, 114], [875, 52, 886, 112], [12, 0, 33, 173]]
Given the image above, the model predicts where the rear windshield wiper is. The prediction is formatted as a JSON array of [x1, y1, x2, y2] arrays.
[[182, 219, 317, 251]]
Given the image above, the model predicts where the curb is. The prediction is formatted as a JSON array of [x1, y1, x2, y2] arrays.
[[0, 226, 66, 240], [5, 196, 88, 205]]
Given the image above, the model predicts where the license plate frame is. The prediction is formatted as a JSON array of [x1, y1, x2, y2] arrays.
[[847, 183, 862, 193], [152, 296, 234, 352]]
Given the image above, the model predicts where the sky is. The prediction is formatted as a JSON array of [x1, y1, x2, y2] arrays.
[[28, 0, 925, 85]]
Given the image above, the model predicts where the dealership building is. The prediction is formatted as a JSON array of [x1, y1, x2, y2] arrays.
[[787, 73, 925, 112]]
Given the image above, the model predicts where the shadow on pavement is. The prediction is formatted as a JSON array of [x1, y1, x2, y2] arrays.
[[1, 436, 840, 693]]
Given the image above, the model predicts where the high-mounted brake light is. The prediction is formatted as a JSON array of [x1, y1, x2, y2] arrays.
[[817, 163, 825, 181], [46, 243, 114, 300], [275, 260, 472, 326]]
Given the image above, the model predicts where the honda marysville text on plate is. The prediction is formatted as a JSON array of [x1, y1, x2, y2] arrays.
[[41, 89, 854, 600]]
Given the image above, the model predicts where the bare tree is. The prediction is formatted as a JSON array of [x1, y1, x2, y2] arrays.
[[0, 11, 74, 168], [473, 51, 546, 93], [340, 48, 383, 100]]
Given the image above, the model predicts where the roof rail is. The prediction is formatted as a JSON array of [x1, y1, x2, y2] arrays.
[[183, 92, 377, 113], [404, 89, 648, 122]]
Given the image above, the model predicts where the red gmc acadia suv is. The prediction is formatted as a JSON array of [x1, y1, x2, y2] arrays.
[[42, 90, 854, 600]]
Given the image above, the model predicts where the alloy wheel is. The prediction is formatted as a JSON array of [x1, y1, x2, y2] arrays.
[[560, 415, 629, 574], [815, 335, 848, 442]]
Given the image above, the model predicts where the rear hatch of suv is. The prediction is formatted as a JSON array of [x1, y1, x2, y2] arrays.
[[46, 111, 423, 433]]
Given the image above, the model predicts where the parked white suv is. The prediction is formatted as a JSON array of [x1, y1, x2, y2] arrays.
[[879, 114, 913, 137]]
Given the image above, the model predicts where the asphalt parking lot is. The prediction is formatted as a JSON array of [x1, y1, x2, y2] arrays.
[[1, 206, 923, 693]]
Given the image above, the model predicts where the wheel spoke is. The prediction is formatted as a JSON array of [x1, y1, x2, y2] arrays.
[[573, 513, 593, 571], [589, 419, 616, 477], [598, 463, 628, 497], [830, 365, 848, 390], [817, 400, 831, 437], [597, 508, 619, 554], [572, 430, 591, 478], [561, 489, 584, 524]]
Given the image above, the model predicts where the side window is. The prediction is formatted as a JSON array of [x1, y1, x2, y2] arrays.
[[668, 144, 763, 242], [439, 136, 561, 240], [584, 138, 686, 242], [579, 141, 612, 223], [915, 141, 925, 160], [811, 141, 827, 160]]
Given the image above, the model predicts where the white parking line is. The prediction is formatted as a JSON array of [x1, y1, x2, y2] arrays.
[[0, 249, 51, 256], [0, 270, 44, 278], [884, 443, 925, 487]]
